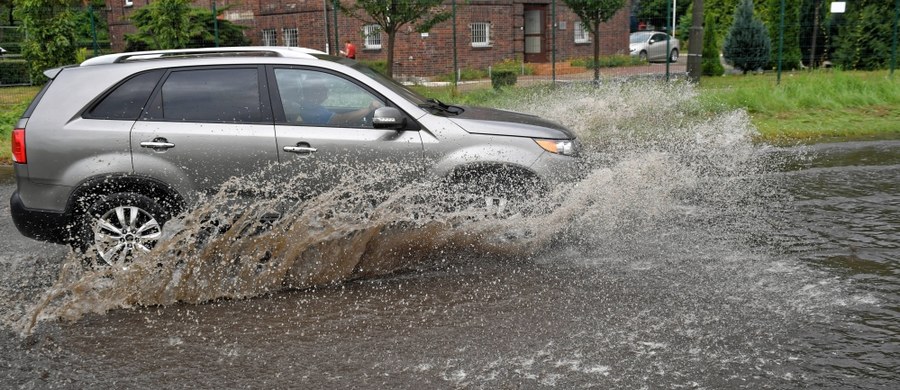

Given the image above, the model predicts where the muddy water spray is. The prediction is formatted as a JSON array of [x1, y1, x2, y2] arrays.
[[14, 81, 787, 333]]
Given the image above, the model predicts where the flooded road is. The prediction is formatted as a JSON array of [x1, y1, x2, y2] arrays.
[[0, 84, 897, 388]]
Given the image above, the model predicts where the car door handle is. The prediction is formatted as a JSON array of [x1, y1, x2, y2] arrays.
[[140, 138, 175, 150], [283, 145, 317, 154]]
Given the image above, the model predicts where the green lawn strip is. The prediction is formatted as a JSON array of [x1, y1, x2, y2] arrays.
[[700, 70, 900, 142], [752, 105, 900, 142]]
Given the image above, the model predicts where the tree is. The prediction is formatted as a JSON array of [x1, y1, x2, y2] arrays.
[[635, 0, 690, 34], [14, 0, 79, 83], [563, 0, 627, 82], [723, 0, 771, 74], [832, 0, 894, 70], [126, 0, 196, 50], [702, 14, 724, 76], [340, 0, 451, 78], [764, 0, 801, 70], [125, 1, 248, 51]]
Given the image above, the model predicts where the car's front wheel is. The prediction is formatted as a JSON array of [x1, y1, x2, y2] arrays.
[[639, 51, 648, 62], [446, 168, 541, 218], [670, 48, 679, 62], [81, 192, 169, 266]]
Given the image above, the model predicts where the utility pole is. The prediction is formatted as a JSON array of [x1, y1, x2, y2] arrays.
[[686, 0, 704, 82]]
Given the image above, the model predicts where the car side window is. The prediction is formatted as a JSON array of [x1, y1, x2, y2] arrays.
[[274, 68, 384, 128], [146, 67, 263, 123], [85, 69, 164, 120], [652, 33, 667, 43]]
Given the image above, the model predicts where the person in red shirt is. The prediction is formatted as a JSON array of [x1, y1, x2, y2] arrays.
[[340, 40, 356, 59]]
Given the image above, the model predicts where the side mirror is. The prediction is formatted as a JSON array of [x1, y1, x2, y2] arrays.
[[372, 107, 406, 129]]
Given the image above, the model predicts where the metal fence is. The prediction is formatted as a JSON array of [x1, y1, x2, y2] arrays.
[[0, 5, 111, 87]]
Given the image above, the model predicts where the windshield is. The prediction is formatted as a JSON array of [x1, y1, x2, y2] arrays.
[[630, 31, 653, 44], [313, 54, 428, 106]]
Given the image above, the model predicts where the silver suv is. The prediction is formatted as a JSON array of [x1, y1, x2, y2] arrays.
[[10, 47, 580, 264]]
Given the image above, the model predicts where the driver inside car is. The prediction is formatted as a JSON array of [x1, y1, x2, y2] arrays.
[[296, 79, 382, 126]]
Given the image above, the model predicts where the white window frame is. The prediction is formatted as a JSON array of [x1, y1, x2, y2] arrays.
[[283, 28, 298, 47], [125, 0, 133, 7], [470, 22, 491, 48], [363, 25, 382, 49], [262, 29, 277, 46], [574, 21, 590, 44]]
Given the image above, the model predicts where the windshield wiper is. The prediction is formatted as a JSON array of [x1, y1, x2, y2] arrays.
[[420, 98, 464, 115]]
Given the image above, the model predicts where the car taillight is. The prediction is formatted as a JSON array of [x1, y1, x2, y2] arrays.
[[11, 128, 26, 164]]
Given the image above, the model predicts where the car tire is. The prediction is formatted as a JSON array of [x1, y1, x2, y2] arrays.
[[78, 192, 169, 266], [446, 169, 540, 218], [670, 49, 679, 62], [639, 51, 648, 62]]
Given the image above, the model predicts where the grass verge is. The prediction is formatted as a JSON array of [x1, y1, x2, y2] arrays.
[[1, 86, 38, 164], [699, 70, 900, 142]]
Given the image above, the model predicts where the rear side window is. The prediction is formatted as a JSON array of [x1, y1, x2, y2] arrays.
[[147, 67, 264, 123], [85, 70, 164, 120], [22, 79, 54, 119]]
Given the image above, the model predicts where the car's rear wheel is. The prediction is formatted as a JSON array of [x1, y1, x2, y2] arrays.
[[80, 193, 168, 266]]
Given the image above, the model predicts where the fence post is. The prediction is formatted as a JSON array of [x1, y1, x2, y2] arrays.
[[892, 0, 899, 78], [333, 0, 339, 57], [777, 0, 784, 84], [665, 0, 671, 81], [213, 1, 219, 47], [89, 5, 99, 56], [452, 0, 458, 86], [552, 0, 556, 85]]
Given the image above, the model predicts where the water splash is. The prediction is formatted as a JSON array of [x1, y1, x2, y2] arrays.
[[11, 80, 824, 334]]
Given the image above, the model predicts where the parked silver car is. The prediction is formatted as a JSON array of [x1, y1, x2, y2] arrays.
[[9, 47, 581, 264], [630, 31, 680, 63]]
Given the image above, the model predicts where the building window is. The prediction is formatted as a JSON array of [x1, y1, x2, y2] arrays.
[[363, 25, 381, 49], [262, 29, 277, 46], [470, 22, 491, 47], [125, 0, 133, 7], [574, 21, 590, 43], [283, 28, 298, 47]]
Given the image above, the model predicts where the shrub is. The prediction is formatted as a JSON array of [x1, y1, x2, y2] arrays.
[[358, 60, 388, 76], [491, 70, 517, 89], [723, 0, 771, 74], [702, 15, 725, 76], [0, 60, 31, 85], [571, 54, 644, 69], [492, 58, 534, 75]]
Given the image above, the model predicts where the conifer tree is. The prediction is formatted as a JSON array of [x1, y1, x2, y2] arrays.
[[832, 0, 894, 70], [765, 0, 802, 70], [723, 0, 771, 74], [702, 15, 725, 76]]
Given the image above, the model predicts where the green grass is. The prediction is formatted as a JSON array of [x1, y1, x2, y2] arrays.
[[0, 86, 38, 164], [699, 70, 900, 141]]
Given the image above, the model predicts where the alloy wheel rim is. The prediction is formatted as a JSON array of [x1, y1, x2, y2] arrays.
[[93, 206, 162, 265]]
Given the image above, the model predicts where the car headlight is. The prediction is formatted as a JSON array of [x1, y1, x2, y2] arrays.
[[535, 139, 579, 156]]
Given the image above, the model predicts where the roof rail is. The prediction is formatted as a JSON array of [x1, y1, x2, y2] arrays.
[[80, 46, 326, 66]]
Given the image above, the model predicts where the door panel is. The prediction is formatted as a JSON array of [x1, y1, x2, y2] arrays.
[[132, 66, 278, 195], [270, 67, 424, 192]]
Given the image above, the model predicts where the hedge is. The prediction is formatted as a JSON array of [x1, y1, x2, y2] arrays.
[[0, 60, 30, 85]]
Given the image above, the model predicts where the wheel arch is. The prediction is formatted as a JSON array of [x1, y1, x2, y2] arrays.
[[67, 174, 187, 220]]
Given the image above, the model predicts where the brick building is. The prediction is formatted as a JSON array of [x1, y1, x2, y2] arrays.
[[107, 0, 632, 78]]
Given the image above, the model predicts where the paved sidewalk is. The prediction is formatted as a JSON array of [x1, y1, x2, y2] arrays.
[[415, 59, 688, 91]]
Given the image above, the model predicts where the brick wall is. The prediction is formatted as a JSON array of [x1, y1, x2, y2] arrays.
[[106, 0, 632, 78]]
